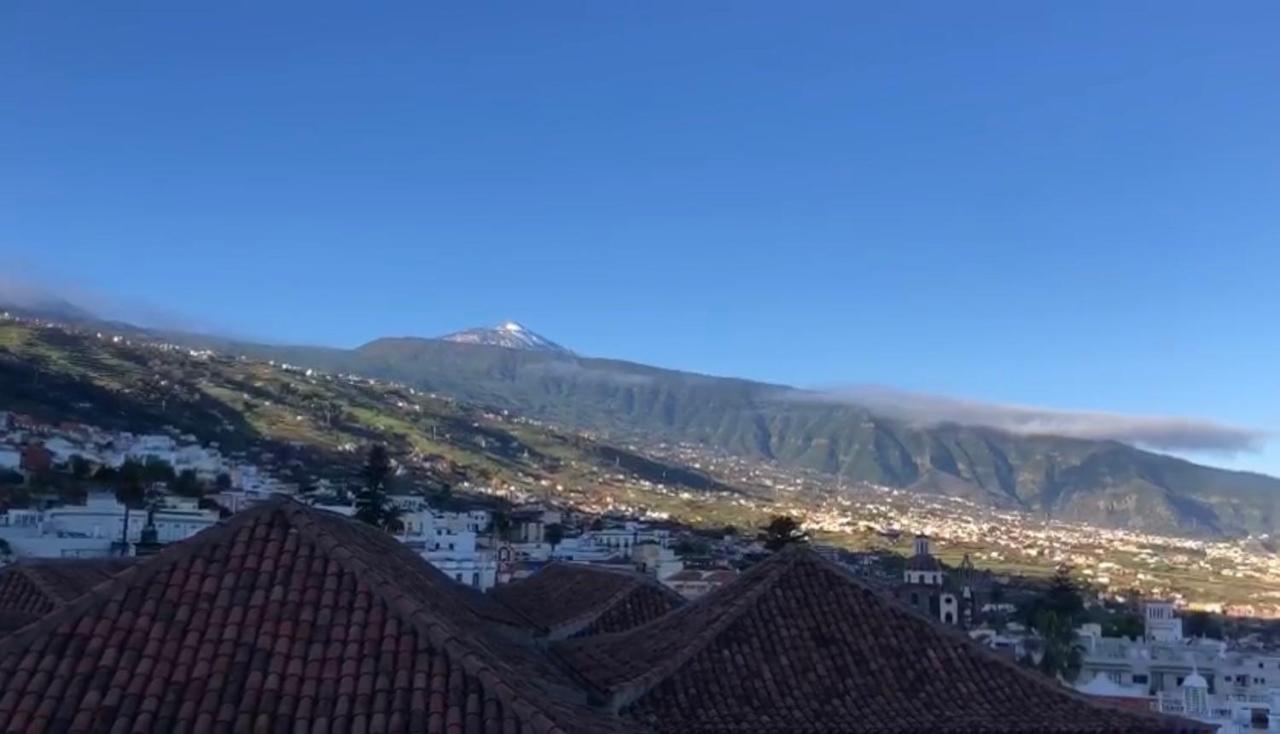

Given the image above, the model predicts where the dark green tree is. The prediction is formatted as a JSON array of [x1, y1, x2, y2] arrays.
[[1184, 611, 1224, 640], [355, 444, 400, 531], [172, 469, 204, 497], [545, 523, 565, 557], [761, 515, 808, 551], [115, 459, 147, 551], [1102, 613, 1145, 640], [142, 457, 176, 485], [1046, 565, 1085, 620], [214, 472, 233, 492], [490, 510, 513, 542], [1027, 610, 1083, 681], [93, 465, 119, 483], [69, 454, 93, 480]]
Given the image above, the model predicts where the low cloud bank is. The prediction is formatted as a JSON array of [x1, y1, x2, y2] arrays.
[[806, 385, 1265, 454]]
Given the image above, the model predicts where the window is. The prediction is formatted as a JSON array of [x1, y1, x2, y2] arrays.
[[1132, 674, 1148, 685], [455, 573, 463, 582], [471, 572, 479, 587], [1176, 677, 1184, 686], [910, 593, 919, 606]]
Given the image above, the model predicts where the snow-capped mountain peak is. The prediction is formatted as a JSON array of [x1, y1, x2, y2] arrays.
[[440, 321, 572, 354]]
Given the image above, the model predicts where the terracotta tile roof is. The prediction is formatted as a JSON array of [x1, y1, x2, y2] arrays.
[[492, 563, 683, 640], [0, 558, 135, 634], [555, 546, 1210, 733], [0, 497, 638, 734]]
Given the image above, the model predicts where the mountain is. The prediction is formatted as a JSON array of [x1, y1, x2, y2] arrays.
[[202, 335, 1280, 539], [9, 312, 1278, 539], [0, 320, 731, 500], [440, 321, 572, 355]]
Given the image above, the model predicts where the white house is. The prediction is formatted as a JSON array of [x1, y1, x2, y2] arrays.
[[0, 494, 220, 558], [0, 444, 19, 471]]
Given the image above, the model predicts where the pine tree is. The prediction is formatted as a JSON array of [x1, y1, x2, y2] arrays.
[[355, 444, 400, 531]]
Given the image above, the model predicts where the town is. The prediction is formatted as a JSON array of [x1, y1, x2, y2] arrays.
[[3, 403, 1280, 730]]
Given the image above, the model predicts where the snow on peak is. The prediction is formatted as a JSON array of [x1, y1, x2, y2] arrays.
[[439, 322, 572, 354]]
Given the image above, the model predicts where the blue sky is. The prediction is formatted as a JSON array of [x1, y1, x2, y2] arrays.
[[2, 3, 1278, 473]]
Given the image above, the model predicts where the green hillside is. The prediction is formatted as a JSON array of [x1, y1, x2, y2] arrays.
[[0, 322, 731, 499], [210, 335, 1280, 538]]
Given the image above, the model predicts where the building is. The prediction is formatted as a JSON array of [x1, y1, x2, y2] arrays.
[[395, 504, 498, 590], [893, 533, 975, 626], [0, 498, 634, 733], [662, 567, 739, 599], [1076, 604, 1280, 730], [0, 498, 1217, 733], [0, 444, 19, 471], [553, 545, 1206, 733], [1145, 600, 1185, 642], [0, 494, 220, 558], [491, 562, 684, 639]]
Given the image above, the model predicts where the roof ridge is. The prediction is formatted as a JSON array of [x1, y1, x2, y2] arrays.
[[278, 500, 605, 734], [603, 548, 802, 709], [11, 564, 75, 607], [0, 495, 290, 653], [536, 561, 685, 603], [791, 547, 1204, 730]]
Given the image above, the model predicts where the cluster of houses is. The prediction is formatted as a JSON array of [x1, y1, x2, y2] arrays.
[[0, 411, 736, 600], [1069, 601, 1280, 731]]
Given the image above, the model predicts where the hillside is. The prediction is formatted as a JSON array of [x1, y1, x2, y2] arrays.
[[209, 334, 1280, 539], [0, 321, 731, 501]]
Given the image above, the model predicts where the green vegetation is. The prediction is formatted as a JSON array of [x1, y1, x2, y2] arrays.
[[761, 515, 809, 551], [208, 333, 1280, 539]]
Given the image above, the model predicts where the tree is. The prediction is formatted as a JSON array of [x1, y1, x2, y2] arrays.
[[214, 472, 233, 493], [1027, 609, 1083, 681], [761, 515, 808, 551], [1184, 611, 1224, 640], [115, 459, 147, 551], [93, 465, 119, 483], [1102, 613, 1145, 640], [172, 469, 204, 497], [142, 457, 176, 485], [355, 445, 400, 531], [545, 523, 565, 557], [1046, 565, 1085, 620], [69, 454, 93, 480], [722, 525, 739, 538], [490, 510, 513, 542]]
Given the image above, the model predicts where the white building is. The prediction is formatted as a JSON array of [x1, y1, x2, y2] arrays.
[[0, 494, 220, 558], [1076, 602, 1280, 731], [395, 505, 497, 590], [1144, 600, 1185, 642], [0, 445, 19, 471]]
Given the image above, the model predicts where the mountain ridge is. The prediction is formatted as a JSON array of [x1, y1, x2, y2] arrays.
[[4, 306, 1276, 539]]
